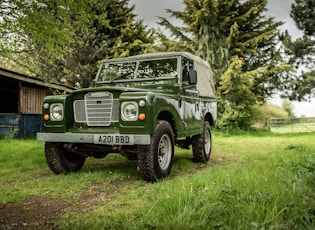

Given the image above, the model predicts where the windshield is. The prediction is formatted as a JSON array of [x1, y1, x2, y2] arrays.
[[96, 58, 178, 83]]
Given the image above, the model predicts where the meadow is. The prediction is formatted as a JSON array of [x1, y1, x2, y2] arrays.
[[0, 131, 314, 229]]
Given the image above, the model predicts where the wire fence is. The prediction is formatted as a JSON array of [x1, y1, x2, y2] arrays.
[[269, 117, 315, 133]]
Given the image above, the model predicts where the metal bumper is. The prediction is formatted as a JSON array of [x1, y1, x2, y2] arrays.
[[37, 133, 151, 145]]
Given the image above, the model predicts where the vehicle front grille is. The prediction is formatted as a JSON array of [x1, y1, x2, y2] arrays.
[[73, 92, 119, 126]]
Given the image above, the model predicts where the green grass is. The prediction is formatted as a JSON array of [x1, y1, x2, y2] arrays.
[[1, 132, 315, 229], [0, 138, 141, 203]]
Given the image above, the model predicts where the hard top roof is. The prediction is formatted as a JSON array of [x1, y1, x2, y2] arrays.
[[101, 52, 210, 67], [100, 52, 215, 98]]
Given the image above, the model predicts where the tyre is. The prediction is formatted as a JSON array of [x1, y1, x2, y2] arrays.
[[192, 121, 212, 163], [45, 142, 86, 174], [138, 120, 174, 182]]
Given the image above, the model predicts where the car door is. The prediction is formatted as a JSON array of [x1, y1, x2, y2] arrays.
[[180, 58, 203, 135]]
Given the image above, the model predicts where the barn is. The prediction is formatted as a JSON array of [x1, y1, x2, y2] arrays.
[[0, 68, 74, 138]]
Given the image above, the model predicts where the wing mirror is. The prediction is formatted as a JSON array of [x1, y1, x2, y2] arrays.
[[82, 76, 90, 88]]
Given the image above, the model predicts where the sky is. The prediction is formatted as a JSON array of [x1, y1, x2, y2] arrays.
[[128, 0, 315, 117]]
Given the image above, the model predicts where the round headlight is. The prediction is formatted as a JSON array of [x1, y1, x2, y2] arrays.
[[51, 104, 63, 121], [122, 102, 138, 121]]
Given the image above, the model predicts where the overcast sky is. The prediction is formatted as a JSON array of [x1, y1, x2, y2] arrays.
[[128, 0, 314, 117], [129, 0, 303, 38]]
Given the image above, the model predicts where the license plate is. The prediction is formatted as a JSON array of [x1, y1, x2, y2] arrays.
[[94, 134, 134, 145]]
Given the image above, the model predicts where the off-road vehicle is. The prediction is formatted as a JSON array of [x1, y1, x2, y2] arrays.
[[37, 52, 217, 182]]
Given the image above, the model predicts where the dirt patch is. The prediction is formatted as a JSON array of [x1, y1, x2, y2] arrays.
[[0, 180, 126, 230], [0, 196, 67, 229]]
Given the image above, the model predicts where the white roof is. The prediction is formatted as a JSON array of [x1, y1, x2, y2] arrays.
[[101, 52, 215, 98]]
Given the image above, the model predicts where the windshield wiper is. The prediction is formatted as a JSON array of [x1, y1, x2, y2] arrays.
[[143, 72, 158, 81], [110, 71, 133, 83]]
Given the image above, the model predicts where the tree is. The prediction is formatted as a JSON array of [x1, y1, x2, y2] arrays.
[[0, 0, 153, 87], [218, 56, 258, 129], [291, 0, 315, 36], [0, 0, 87, 60], [157, 0, 291, 129], [281, 98, 295, 117], [283, 0, 315, 100]]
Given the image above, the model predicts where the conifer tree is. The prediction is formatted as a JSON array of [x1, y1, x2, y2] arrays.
[[218, 56, 258, 129], [157, 0, 291, 129], [284, 0, 315, 100]]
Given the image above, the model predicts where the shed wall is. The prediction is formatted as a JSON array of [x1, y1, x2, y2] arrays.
[[0, 114, 43, 138], [19, 87, 51, 114]]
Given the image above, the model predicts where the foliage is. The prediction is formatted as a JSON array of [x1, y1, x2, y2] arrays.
[[156, 0, 292, 130], [282, 98, 295, 117], [0, 0, 306, 130], [253, 102, 289, 125], [217, 56, 258, 130], [291, 0, 315, 36], [281, 0, 315, 100], [0, 0, 154, 87]]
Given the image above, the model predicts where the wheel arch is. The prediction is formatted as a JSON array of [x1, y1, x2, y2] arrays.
[[205, 112, 215, 127], [157, 111, 177, 136]]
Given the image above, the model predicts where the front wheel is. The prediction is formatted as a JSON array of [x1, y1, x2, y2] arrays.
[[192, 121, 212, 163], [138, 120, 174, 182], [45, 142, 86, 174]]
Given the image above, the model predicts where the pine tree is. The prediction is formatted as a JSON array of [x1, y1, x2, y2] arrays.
[[218, 56, 258, 129], [291, 0, 315, 36], [284, 0, 315, 100], [157, 0, 291, 129]]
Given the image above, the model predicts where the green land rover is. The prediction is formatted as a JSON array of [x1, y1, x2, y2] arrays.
[[37, 52, 217, 182]]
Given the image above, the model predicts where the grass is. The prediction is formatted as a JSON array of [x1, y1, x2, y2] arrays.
[[1, 132, 315, 229], [0, 138, 141, 203]]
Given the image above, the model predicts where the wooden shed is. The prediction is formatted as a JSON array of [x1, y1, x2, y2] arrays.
[[0, 68, 74, 138]]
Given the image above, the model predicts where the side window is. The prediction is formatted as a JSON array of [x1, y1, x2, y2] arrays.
[[181, 59, 194, 86]]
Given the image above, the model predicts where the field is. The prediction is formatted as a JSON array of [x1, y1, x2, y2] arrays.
[[0, 131, 315, 229]]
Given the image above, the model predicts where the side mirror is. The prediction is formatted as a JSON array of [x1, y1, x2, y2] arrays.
[[82, 76, 90, 88], [188, 69, 197, 85]]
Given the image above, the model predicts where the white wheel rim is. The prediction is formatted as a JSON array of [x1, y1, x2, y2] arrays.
[[204, 130, 211, 156], [158, 134, 172, 170]]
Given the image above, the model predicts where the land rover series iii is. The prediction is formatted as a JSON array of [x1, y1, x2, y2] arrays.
[[37, 52, 217, 182]]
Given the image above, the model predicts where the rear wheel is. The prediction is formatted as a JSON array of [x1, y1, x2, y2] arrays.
[[45, 142, 86, 174], [138, 120, 174, 182], [192, 121, 212, 163]]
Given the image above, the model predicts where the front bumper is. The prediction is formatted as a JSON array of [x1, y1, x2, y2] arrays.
[[37, 133, 151, 145]]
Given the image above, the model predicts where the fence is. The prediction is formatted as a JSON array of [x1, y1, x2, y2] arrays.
[[269, 117, 315, 133]]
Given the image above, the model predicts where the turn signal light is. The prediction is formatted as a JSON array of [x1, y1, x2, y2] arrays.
[[44, 114, 49, 121], [138, 113, 146, 121]]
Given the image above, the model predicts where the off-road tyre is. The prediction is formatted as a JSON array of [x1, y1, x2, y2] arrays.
[[192, 121, 212, 163], [45, 142, 86, 174], [138, 120, 174, 182]]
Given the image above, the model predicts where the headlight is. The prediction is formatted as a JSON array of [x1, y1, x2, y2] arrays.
[[50, 103, 64, 121], [121, 102, 138, 121]]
